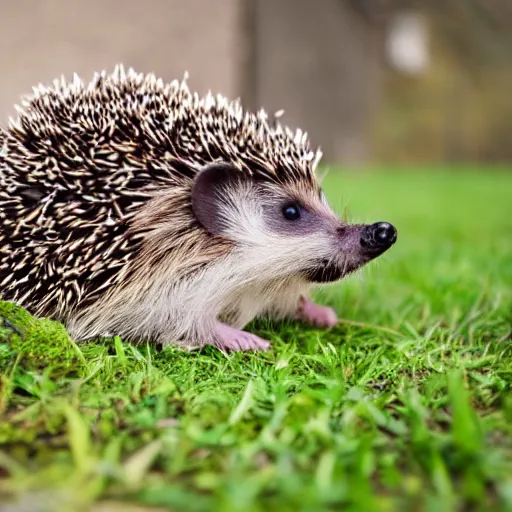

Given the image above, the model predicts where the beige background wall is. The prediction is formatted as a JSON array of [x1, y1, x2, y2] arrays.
[[0, 1, 391, 164], [0, 2, 508, 164], [0, 0, 243, 120]]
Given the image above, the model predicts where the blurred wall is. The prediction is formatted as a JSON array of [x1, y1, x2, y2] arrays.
[[0, 0, 382, 165], [249, 0, 383, 164], [0, 0, 243, 119], [0, 1, 509, 165]]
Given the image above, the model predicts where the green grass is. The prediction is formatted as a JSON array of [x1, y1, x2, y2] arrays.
[[1, 167, 511, 512]]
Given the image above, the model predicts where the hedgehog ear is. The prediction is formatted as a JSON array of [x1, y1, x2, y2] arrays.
[[191, 162, 246, 235]]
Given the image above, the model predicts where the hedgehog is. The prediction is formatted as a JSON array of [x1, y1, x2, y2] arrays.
[[0, 65, 397, 352]]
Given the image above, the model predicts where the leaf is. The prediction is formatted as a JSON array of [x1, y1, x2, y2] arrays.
[[228, 379, 254, 425], [447, 370, 482, 455], [122, 439, 163, 486], [63, 403, 93, 474]]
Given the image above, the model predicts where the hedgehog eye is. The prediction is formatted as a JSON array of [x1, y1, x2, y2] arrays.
[[282, 203, 301, 221]]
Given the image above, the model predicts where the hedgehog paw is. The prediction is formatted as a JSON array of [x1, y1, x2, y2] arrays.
[[296, 297, 338, 329], [211, 323, 270, 352]]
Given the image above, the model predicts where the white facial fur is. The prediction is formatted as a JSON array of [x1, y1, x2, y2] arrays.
[[216, 182, 365, 284]]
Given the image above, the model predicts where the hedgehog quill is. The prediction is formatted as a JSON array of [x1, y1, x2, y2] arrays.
[[0, 66, 397, 352]]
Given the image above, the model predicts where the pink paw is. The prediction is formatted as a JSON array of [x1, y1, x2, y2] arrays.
[[297, 297, 338, 329], [211, 323, 270, 352]]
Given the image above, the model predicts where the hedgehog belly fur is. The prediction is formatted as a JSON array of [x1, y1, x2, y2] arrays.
[[67, 250, 311, 348]]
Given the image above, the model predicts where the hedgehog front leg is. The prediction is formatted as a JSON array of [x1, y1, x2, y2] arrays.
[[210, 321, 270, 352], [295, 296, 338, 329], [255, 283, 338, 330]]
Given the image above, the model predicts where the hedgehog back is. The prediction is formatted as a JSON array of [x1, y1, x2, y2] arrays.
[[0, 67, 320, 319]]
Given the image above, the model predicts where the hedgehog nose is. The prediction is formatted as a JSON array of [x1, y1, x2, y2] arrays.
[[360, 222, 397, 252]]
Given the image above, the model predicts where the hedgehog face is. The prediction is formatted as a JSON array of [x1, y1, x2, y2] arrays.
[[191, 163, 397, 284]]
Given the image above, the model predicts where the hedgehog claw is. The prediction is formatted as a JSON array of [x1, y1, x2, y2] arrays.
[[296, 297, 338, 329], [211, 323, 270, 352]]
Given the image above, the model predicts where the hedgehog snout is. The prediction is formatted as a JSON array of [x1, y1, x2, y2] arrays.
[[360, 222, 397, 255], [303, 220, 398, 284]]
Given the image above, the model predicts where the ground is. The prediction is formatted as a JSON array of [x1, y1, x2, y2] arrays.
[[0, 167, 511, 512]]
